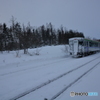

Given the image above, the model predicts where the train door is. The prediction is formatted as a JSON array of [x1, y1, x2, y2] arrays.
[[73, 39, 78, 56], [69, 40, 74, 55], [84, 40, 89, 53]]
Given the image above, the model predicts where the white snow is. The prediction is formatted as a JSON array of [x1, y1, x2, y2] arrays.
[[55, 63, 100, 100], [0, 45, 100, 100]]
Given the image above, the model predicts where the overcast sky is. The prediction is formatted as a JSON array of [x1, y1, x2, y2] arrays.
[[0, 0, 100, 39]]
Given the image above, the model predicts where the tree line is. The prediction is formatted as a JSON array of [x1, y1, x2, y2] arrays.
[[0, 17, 84, 54]]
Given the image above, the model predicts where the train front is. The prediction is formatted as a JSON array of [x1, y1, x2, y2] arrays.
[[69, 37, 84, 57]]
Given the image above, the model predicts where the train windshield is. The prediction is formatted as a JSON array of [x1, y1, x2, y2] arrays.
[[78, 40, 83, 45]]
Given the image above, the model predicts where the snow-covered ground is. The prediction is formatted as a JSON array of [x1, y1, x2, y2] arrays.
[[55, 63, 100, 100], [0, 45, 100, 100]]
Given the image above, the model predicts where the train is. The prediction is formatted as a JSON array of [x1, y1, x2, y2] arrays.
[[69, 37, 100, 57]]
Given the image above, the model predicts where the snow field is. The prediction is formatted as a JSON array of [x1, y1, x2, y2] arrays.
[[0, 45, 100, 100], [17, 56, 100, 100], [55, 63, 100, 100]]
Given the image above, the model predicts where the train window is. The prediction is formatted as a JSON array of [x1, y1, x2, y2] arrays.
[[79, 41, 83, 45], [95, 43, 98, 47], [92, 42, 98, 47], [94, 43, 95, 47], [89, 42, 92, 47]]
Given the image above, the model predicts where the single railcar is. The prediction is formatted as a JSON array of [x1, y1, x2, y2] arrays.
[[69, 37, 100, 57]]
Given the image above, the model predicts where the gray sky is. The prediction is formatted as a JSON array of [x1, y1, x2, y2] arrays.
[[0, 0, 100, 39]]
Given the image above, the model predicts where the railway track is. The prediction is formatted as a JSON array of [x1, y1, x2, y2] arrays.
[[49, 61, 100, 100], [9, 56, 100, 100]]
